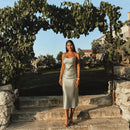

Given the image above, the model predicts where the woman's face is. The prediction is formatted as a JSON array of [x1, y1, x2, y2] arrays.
[[66, 42, 74, 51]]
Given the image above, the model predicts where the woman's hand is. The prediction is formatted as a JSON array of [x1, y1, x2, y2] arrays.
[[59, 79, 62, 86], [75, 79, 79, 88]]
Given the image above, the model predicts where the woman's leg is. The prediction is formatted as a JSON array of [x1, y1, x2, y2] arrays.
[[64, 109, 69, 127], [69, 108, 75, 124]]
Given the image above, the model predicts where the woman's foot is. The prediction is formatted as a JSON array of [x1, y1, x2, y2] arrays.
[[64, 120, 69, 128], [69, 119, 74, 126]]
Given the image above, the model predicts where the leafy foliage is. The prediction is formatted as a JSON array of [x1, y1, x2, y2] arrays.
[[42, 54, 56, 69], [78, 48, 85, 59], [93, 2, 124, 70], [0, 0, 48, 85], [56, 51, 63, 63], [0, 0, 123, 85], [121, 38, 130, 56], [91, 40, 102, 54]]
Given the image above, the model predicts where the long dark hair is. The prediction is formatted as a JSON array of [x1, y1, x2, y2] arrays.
[[66, 40, 76, 52]]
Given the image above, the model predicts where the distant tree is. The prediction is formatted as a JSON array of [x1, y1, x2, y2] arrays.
[[101, 41, 110, 53], [43, 54, 56, 69], [121, 38, 130, 56], [120, 38, 130, 64], [91, 40, 102, 54], [78, 48, 85, 59], [91, 40, 110, 54], [56, 51, 63, 63], [80, 56, 91, 68], [38, 55, 45, 61], [37, 55, 45, 66]]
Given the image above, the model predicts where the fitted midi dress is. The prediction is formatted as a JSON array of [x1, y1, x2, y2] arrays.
[[62, 56, 78, 109]]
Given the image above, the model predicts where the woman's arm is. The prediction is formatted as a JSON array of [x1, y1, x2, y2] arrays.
[[59, 53, 65, 86], [76, 53, 80, 79], [75, 53, 80, 87]]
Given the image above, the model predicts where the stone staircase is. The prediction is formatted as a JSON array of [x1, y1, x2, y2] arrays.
[[7, 94, 129, 130]]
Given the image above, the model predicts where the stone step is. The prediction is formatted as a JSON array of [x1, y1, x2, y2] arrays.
[[11, 105, 121, 122], [87, 118, 129, 130], [18, 94, 112, 108], [79, 105, 122, 120], [7, 118, 129, 130], [11, 105, 96, 122]]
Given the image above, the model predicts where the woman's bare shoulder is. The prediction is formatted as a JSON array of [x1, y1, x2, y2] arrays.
[[62, 53, 66, 58], [75, 52, 80, 57]]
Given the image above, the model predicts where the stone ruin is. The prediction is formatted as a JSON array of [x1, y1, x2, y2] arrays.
[[0, 84, 18, 130], [108, 66, 130, 122]]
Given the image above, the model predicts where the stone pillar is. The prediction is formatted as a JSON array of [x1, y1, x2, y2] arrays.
[[111, 66, 130, 122], [0, 84, 18, 130]]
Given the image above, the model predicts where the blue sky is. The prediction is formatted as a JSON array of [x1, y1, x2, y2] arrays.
[[0, 0, 130, 58]]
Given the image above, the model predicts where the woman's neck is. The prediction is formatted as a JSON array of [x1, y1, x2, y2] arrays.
[[68, 51, 73, 53]]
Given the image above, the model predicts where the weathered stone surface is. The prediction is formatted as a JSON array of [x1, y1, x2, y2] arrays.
[[115, 80, 130, 121], [0, 105, 14, 126], [0, 84, 15, 129], [0, 91, 13, 105], [120, 105, 130, 121], [88, 106, 121, 119], [0, 107, 10, 121], [19, 96, 63, 108], [0, 106, 8, 114], [19, 94, 111, 108], [6, 118, 129, 130], [116, 93, 130, 106], [0, 125, 6, 130], [6, 94, 130, 130], [89, 95, 112, 106], [114, 66, 130, 80], [115, 80, 130, 93], [7, 120, 88, 130], [0, 84, 12, 92], [78, 94, 111, 106], [11, 105, 123, 123], [11, 105, 97, 122], [87, 118, 129, 130], [0, 116, 10, 125]]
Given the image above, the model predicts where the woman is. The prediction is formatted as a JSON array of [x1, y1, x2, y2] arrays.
[[59, 40, 80, 127]]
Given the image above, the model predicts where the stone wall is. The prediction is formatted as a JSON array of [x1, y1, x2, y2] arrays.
[[114, 66, 130, 80], [0, 84, 18, 130], [115, 80, 130, 121], [108, 66, 130, 122]]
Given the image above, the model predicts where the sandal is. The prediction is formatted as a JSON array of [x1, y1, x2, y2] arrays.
[[69, 119, 74, 126], [64, 121, 69, 128]]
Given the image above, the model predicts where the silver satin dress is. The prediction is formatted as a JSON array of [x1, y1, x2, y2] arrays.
[[62, 56, 78, 109]]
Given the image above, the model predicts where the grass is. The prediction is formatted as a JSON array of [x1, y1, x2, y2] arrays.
[[15, 67, 112, 96]]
